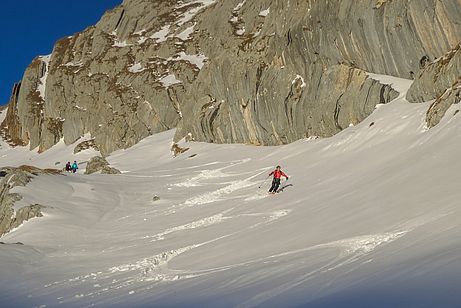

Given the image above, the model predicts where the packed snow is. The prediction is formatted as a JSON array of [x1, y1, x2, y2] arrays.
[[236, 27, 246, 36], [259, 8, 270, 17], [176, 24, 196, 41], [159, 74, 182, 88], [150, 25, 170, 43], [168, 52, 208, 70], [37, 54, 51, 101], [176, 0, 218, 26], [233, 0, 246, 12], [133, 29, 146, 36], [1, 76, 461, 307], [128, 62, 146, 73], [112, 40, 130, 48]]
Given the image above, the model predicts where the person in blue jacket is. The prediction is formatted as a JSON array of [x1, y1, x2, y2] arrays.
[[71, 161, 78, 173]]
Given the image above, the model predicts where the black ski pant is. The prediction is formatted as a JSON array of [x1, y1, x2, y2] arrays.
[[269, 178, 281, 193]]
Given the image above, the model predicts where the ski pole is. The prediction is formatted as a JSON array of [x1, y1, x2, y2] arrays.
[[258, 175, 271, 189]]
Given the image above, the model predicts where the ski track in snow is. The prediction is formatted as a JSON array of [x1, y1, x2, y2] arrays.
[[182, 178, 256, 206], [67, 229, 408, 307], [235, 231, 409, 308], [39, 202, 451, 306], [141, 209, 234, 241], [159, 161, 269, 213], [9, 151, 458, 306], [39, 156, 293, 304], [171, 169, 234, 187], [19, 154, 291, 306], [41, 207, 292, 304], [171, 158, 252, 187], [234, 212, 452, 308]]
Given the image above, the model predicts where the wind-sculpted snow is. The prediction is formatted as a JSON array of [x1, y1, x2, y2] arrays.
[[235, 231, 409, 308], [142, 210, 232, 241], [171, 158, 252, 187], [36, 205, 293, 305], [183, 178, 256, 206], [172, 169, 233, 188]]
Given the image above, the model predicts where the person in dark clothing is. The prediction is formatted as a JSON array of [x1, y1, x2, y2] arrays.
[[65, 162, 72, 172], [268, 165, 288, 194]]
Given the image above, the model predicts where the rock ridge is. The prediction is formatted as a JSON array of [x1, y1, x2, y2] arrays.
[[2, 0, 460, 152]]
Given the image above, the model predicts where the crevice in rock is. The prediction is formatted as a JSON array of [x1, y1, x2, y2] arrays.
[[114, 9, 125, 32], [334, 93, 344, 131], [287, 29, 292, 46]]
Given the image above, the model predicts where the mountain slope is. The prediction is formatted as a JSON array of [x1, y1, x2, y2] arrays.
[[1, 76, 461, 307]]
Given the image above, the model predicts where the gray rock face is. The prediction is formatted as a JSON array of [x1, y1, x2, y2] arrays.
[[0, 83, 27, 146], [2, 0, 461, 151], [174, 0, 460, 144], [0, 166, 58, 237], [407, 45, 461, 127], [73, 139, 99, 154], [101, 166, 122, 175], [85, 156, 121, 175], [176, 65, 398, 144]]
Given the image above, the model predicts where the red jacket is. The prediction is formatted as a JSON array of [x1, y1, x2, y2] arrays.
[[270, 169, 288, 179]]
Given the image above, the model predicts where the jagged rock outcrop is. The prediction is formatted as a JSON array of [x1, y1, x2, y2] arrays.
[[171, 143, 189, 157], [85, 156, 121, 174], [73, 139, 100, 154], [2, 0, 461, 151], [406, 45, 461, 127], [0, 166, 59, 237]]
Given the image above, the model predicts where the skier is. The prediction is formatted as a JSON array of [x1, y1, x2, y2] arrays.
[[71, 161, 78, 173], [268, 165, 288, 194], [65, 162, 72, 172]]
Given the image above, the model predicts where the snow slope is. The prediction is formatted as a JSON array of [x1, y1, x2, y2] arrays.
[[1, 77, 461, 307]]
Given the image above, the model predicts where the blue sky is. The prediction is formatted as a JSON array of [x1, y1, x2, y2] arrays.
[[0, 0, 122, 105]]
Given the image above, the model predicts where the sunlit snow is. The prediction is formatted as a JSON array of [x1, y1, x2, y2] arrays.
[[1, 75, 461, 307], [128, 62, 146, 73], [159, 74, 182, 87]]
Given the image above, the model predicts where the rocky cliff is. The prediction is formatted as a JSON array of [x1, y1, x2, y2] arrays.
[[2, 0, 461, 153], [407, 44, 461, 127]]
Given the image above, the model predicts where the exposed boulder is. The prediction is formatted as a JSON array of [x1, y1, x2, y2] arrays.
[[0, 166, 56, 237], [85, 156, 108, 174], [74, 139, 100, 154], [171, 143, 189, 157], [426, 84, 461, 128], [85, 156, 121, 174], [101, 166, 122, 175], [406, 45, 461, 127]]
